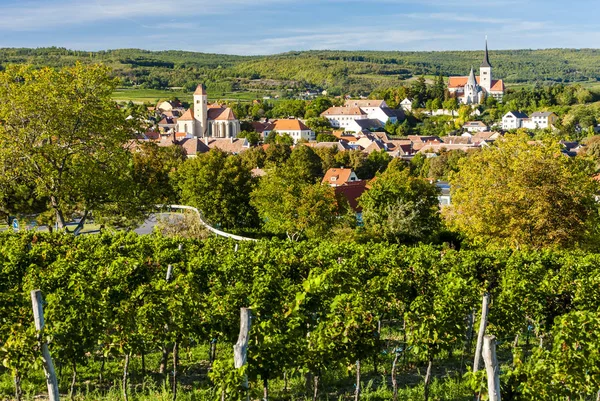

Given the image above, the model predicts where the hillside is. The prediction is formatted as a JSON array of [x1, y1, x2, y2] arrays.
[[2, 47, 600, 98]]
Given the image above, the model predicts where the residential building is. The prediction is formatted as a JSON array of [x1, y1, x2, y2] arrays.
[[158, 136, 250, 158], [322, 168, 360, 187], [176, 84, 241, 138], [264, 119, 314, 143], [400, 98, 413, 112], [463, 121, 489, 132], [447, 40, 505, 104], [321, 100, 404, 131], [502, 111, 529, 130], [522, 112, 558, 129], [321, 106, 368, 129]]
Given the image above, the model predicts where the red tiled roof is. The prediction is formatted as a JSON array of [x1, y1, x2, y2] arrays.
[[271, 119, 310, 131], [448, 76, 504, 92], [321, 106, 367, 116], [335, 181, 368, 212], [322, 168, 354, 186], [178, 109, 194, 121]]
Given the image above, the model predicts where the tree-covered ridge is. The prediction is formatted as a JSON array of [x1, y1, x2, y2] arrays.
[[3, 47, 600, 94]]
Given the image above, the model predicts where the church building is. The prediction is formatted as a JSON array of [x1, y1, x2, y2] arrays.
[[176, 84, 241, 138], [447, 40, 505, 104]]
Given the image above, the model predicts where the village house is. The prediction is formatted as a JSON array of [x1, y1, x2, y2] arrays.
[[522, 112, 558, 130], [158, 135, 250, 158], [264, 118, 314, 143], [322, 168, 360, 187], [321, 100, 404, 131], [462, 121, 489, 133], [502, 111, 529, 130]]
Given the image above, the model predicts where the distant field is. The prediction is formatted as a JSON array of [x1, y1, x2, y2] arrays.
[[112, 88, 271, 104]]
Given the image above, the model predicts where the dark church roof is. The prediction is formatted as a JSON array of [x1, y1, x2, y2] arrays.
[[481, 39, 492, 68]]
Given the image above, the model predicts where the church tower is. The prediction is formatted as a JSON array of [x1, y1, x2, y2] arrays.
[[463, 66, 481, 104], [193, 84, 207, 137], [480, 38, 492, 94]]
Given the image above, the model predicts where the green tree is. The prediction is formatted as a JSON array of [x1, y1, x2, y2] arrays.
[[288, 145, 323, 181], [306, 117, 332, 134], [0, 64, 140, 231], [446, 133, 600, 249], [359, 160, 441, 243], [236, 130, 261, 146], [305, 97, 333, 118], [250, 166, 339, 240], [173, 149, 259, 229]]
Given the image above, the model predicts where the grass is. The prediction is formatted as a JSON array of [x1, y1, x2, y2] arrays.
[[2, 324, 520, 401]]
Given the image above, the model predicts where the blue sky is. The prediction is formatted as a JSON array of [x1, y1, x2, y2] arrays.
[[1, 0, 599, 55]]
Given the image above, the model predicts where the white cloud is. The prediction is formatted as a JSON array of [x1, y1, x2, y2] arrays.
[[0, 0, 291, 31], [197, 28, 465, 55]]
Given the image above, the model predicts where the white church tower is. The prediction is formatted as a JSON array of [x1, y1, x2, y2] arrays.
[[479, 38, 492, 94], [463, 66, 481, 104], [193, 84, 207, 137]]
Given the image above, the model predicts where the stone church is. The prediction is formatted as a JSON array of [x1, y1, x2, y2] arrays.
[[447, 40, 505, 104], [177, 84, 241, 138]]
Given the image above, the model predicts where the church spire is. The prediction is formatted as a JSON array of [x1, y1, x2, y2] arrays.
[[467, 66, 477, 86], [481, 37, 492, 68]]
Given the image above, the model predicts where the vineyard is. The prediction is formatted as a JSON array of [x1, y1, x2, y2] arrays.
[[1, 232, 600, 401]]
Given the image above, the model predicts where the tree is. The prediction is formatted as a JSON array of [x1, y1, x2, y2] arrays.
[[240, 146, 267, 169], [131, 141, 186, 208], [173, 149, 259, 229], [237, 130, 261, 146], [446, 133, 600, 249], [305, 97, 333, 118], [306, 117, 332, 134], [359, 160, 441, 243], [288, 145, 323, 181], [264, 143, 291, 166], [315, 132, 337, 142], [250, 165, 340, 240], [0, 64, 141, 231], [442, 98, 459, 116]]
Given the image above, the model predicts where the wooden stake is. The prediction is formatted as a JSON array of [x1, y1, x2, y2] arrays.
[[483, 335, 501, 401], [355, 359, 361, 401], [31, 290, 60, 401], [391, 351, 399, 401], [233, 308, 253, 369], [473, 293, 490, 373]]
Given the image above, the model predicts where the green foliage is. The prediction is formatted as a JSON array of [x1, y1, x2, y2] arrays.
[[2, 233, 600, 400], [0, 63, 143, 230], [447, 133, 600, 249], [173, 149, 259, 229], [250, 165, 340, 240], [359, 162, 441, 243]]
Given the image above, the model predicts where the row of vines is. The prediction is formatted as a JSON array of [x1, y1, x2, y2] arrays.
[[1, 232, 600, 400]]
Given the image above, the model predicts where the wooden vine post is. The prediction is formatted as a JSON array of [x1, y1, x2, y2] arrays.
[[482, 335, 501, 401], [473, 292, 490, 373], [234, 308, 253, 401], [31, 289, 60, 401]]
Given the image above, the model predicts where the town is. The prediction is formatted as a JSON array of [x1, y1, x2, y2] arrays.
[[2, 4, 600, 400]]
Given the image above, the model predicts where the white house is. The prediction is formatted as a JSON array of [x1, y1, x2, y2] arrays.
[[321, 106, 368, 129], [321, 100, 404, 130], [502, 111, 529, 130], [463, 121, 488, 133], [400, 98, 413, 112], [265, 119, 314, 143], [522, 112, 558, 129]]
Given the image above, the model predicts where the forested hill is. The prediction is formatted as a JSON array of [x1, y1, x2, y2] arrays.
[[2, 47, 600, 94]]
